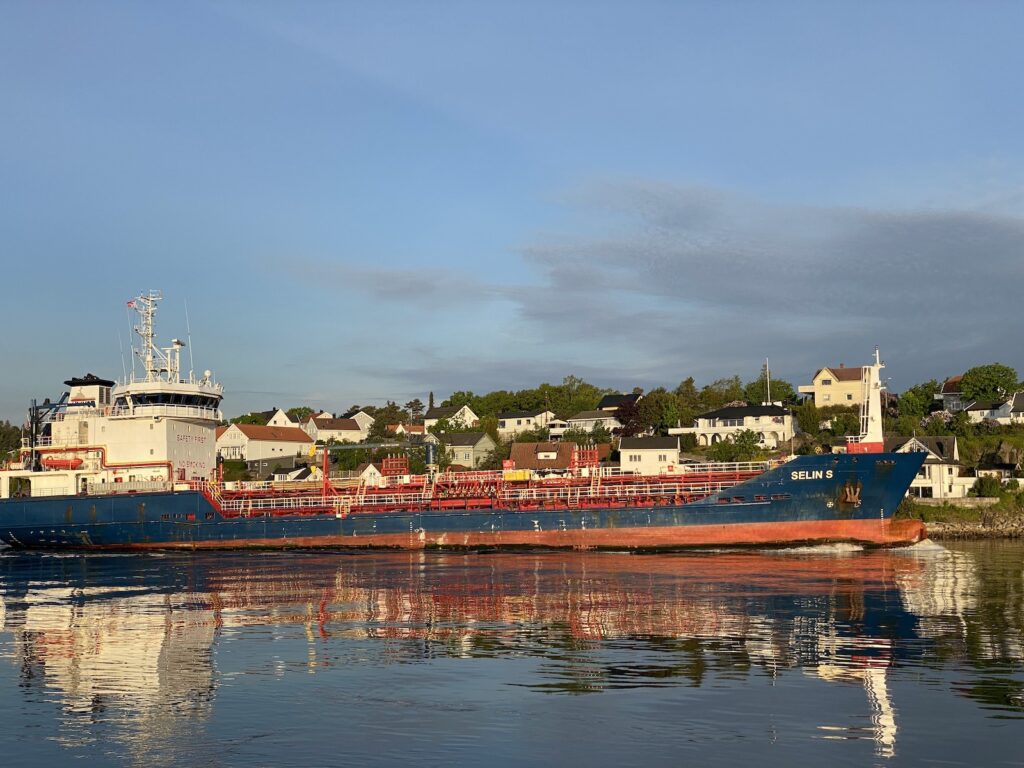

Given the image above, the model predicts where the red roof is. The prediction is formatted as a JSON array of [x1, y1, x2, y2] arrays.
[[215, 426, 228, 440], [229, 424, 312, 443], [312, 417, 361, 431], [941, 375, 963, 394], [814, 366, 865, 382]]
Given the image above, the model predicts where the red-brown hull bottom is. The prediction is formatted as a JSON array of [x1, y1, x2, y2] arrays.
[[83, 518, 928, 551]]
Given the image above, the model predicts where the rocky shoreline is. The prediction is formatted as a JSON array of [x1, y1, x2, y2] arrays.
[[923, 515, 1024, 540]]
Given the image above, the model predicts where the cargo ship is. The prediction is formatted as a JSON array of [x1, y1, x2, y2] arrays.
[[0, 292, 926, 551]]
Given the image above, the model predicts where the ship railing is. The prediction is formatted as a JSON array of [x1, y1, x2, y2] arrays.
[[108, 405, 223, 420], [21, 437, 54, 449], [29, 486, 73, 498], [87, 481, 174, 496]]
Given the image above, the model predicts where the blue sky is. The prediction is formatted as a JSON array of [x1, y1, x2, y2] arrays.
[[2, 1, 1023, 420]]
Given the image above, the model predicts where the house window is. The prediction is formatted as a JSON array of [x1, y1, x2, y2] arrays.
[[823, 394, 831, 402], [822, 379, 832, 386], [517, 420, 522, 426], [658, 454, 667, 462], [846, 394, 853, 401]]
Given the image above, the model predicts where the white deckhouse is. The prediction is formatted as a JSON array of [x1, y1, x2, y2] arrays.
[[1, 291, 223, 500]]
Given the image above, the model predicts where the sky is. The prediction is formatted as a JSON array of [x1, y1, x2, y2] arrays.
[[1, 1, 1023, 421]]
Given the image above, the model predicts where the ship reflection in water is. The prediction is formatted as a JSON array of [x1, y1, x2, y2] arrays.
[[1, 543, 1023, 767]]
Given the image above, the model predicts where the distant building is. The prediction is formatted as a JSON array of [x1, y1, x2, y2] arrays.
[[266, 408, 296, 428], [341, 408, 376, 433], [619, 437, 680, 475], [424, 405, 479, 432], [798, 365, 865, 407], [566, 410, 622, 433], [496, 409, 557, 440], [964, 393, 1024, 426], [507, 442, 613, 478], [596, 393, 642, 412], [670, 404, 794, 449], [934, 375, 965, 413], [442, 432, 496, 468], [302, 417, 366, 443], [216, 424, 313, 461], [884, 436, 973, 500]]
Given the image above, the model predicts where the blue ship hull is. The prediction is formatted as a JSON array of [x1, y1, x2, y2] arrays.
[[0, 453, 927, 550]]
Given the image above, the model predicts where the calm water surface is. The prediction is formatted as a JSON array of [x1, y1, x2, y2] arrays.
[[1, 541, 1022, 767]]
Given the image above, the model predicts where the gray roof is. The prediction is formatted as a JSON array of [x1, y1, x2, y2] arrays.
[[426, 405, 468, 419], [444, 432, 491, 447], [965, 400, 1004, 412], [597, 393, 642, 410], [569, 410, 618, 421], [884, 436, 957, 462], [699, 404, 790, 420], [497, 409, 550, 419], [619, 437, 679, 450], [1012, 393, 1024, 413]]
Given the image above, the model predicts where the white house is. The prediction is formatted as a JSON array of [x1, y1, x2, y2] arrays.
[[670, 404, 794, 449], [964, 393, 1024, 425], [496, 409, 557, 439], [302, 417, 366, 443], [424, 405, 479, 432], [266, 408, 295, 428], [619, 437, 680, 476], [443, 432, 496, 469], [566, 410, 622, 433], [342, 408, 376, 433], [884, 436, 974, 500], [216, 424, 313, 461]]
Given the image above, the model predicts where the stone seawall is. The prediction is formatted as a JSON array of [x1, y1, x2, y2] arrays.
[[926, 513, 1024, 540]]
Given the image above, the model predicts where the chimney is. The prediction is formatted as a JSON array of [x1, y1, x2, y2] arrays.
[[839, 363, 844, 368]]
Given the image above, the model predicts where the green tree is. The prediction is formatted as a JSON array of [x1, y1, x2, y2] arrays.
[[367, 401, 410, 439], [972, 475, 1003, 498], [707, 430, 761, 462], [699, 376, 744, 411], [231, 411, 270, 425], [404, 399, 425, 420], [0, 420, 22, 463], [637, 388, 681, 435], [793, 401, 821, 437], [561, 425, 612, 445], [960, 363, 1019, 404], [742, 374, 796, 405], [286, 406, 314, 422], [821, 406, 860, 437], [897, 380, 940, 420]]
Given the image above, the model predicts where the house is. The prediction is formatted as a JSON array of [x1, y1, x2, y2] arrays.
[[302, 416, 366, 443], [354, 462, 385, 487], [884, 436, 974, 500], [566, 410, 622, 433], [424, 405, 479, 432], [341, 408, 376, 433], [442, 432, 496, 468], [546, 419, 569, 441], [216, 424, 314, 461], [619, 437, 680, 476], [266, 408, 296, 428], [597, 393, 642, 412], [964, 393, 1024, 425], [934, 375, 965, 413], [798, 365, 865, 407], [496, 409, 557, 439], [387, 423, 426, 437], [507, 442, 613, 478], [669, 404, 794, 449]]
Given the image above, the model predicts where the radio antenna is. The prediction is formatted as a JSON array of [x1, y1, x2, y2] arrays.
[[184, 298, 195, 378], [118, 329, 127, 382]]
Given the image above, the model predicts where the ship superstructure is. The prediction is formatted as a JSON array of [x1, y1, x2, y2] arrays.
[[2, 291, 221, 500]]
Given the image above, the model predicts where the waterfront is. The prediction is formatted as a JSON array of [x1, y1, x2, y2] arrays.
[[0, 543, 1022, 767]]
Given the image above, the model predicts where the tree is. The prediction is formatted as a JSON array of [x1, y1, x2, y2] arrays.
[[286, 406, 314, 422], [0, 420, 21, 463], [637, 388, 681, 435], [821, 406, 860, 438], [897, 380, 940, 420], [972, 476, 1003, 498], [428, 392, 435, 410], [742, 374, 796, 406], [367, 401, 410, 439], [231, 412, 270, 425], [960, 364, 1019, 404], [699, 376, 744, 411], [614, 400, 646, 438], [404, 399, 425, 420], [561, 425, 612, 445], [707, 430, 761, 462], [793, 402, 820, 437]]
